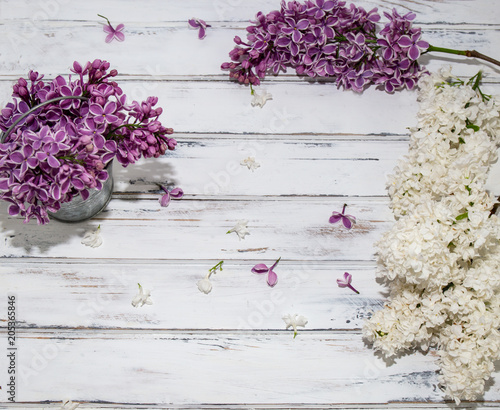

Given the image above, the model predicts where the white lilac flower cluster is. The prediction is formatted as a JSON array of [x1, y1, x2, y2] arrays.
[[363, 67, 500, 404]]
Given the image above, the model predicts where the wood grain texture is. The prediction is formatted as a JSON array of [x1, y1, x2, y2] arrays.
[[0, 0, 499, 408]]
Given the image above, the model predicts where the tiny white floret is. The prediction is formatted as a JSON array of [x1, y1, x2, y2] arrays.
[[81, 225, 103, 248], [227, 220, 250, 240], [251, 90, 273, 108], [282, 313, 308, 338], [132, 283, 153, 307], [240, 157, 260, 171]]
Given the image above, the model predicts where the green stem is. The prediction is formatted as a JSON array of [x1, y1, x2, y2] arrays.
[[427, 45, 500, 68], [97, 14, 112, 27]]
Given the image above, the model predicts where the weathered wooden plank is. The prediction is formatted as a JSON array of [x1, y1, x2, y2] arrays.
[[0, 22, 498, 79], [1, 80, 499, 136], [0, 0, 497, 25], [0, 197, 393, 261], [0, 261, 382, 330], [111, 138, 410, 196], [0, 330, 449, 404]]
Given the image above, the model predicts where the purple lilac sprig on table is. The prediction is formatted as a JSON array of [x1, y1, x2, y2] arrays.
[[0, 59, 177, 224], [221, 0, 500, 93]]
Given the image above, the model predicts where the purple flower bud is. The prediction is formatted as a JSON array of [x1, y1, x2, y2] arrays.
[[167, 138, 177, 150]]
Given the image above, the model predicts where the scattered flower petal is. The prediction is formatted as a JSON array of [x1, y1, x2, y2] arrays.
[[98, 14, 125, 43], [227, 220, 250, 240], [81, 225, 103, 248], [240, 157, 260, 171], [131, 283, 153, 307], [252, 257, 280, 287], [329, 204, 356, 229], [188, 18, 211, 40], [158, 185, 184, 207], [337, 272, 359, 294], [251, 90, 273, 108], [283, 313, 308, 338]]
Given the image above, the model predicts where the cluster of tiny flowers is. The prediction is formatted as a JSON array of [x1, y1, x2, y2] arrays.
[[0, 59, 176, 224], [363, 67, 500, 403], [221, 0, 429, 92]]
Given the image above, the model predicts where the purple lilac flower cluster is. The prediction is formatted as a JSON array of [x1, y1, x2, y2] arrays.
[[221, 0, 429, 92], [0, 59, 176, 224]]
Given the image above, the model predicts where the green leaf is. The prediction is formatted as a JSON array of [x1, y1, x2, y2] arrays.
[[456, 212, 469, 221], [376, 330, 388, 337]]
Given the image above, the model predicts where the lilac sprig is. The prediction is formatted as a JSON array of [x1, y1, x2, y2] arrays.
[[0, 59, 177, 224], [222, 1, 500, 93], [221, 1, 428, 92]]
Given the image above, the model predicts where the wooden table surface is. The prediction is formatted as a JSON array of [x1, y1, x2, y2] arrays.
[[0, 0, 499, 408]]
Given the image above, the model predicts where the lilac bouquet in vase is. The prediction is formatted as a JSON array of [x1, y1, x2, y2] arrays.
[[0, 59, 177, 224]]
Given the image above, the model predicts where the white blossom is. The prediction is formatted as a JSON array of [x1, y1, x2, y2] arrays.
[[240, 156, 260, 171], [251, 90, 272, 108], [227, 220, 250, 240], [81, 225, 103, 248], [197, 277, 212, 294], [282, 313, 308, 338], [364, 67, 500, 404], [61, 400, 79, 410], [131, 283, 153, 307]]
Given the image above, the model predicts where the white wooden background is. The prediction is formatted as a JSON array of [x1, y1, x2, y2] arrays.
[[0, 0, 499, 408]]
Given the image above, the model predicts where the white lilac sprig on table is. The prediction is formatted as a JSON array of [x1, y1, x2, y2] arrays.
[[282, 313, 308, 338], [252, 257, 281, 287], [363, 67, 500, 404], [0, 59, 177, 224], [98, 14, 125, 43], [197, 261, 224, 294], [221, 0, 500, 93]]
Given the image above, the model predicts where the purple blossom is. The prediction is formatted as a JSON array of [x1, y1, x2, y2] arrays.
[[252, 257, 281, 287], [337, 272, 359, 294], [98, 14, 125, 43], [158, 185, 184, 207], [188, 18, 211, 40], [221, 1, 429, 92], [329, 203, 356, 229], [0, 59, 177, 224]]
